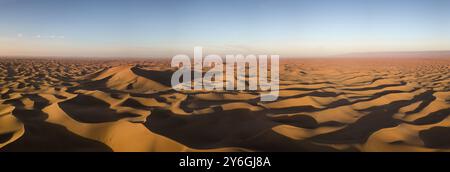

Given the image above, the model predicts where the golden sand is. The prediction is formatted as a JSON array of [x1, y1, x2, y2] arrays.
[[0, 57, 449, 152]]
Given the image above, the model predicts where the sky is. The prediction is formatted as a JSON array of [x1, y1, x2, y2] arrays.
[[0, 0, 449, 57]]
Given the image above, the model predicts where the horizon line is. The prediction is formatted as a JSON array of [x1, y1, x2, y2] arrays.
[[2, 49, 450, 59]]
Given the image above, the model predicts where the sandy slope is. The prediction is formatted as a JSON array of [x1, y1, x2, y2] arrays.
[[0, 57, 449, 152]]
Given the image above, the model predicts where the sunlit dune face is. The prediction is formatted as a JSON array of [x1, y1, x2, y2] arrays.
[[0, 57, 449, 152]]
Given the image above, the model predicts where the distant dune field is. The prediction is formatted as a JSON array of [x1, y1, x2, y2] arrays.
[[0, 57, 449, 152]]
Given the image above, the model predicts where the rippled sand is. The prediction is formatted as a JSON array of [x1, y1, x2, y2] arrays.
[[1, 57, 449, 152]]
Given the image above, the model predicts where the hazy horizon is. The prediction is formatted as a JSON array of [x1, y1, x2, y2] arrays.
[[1, 0, 449, 57], [3, 50, 450, 59]]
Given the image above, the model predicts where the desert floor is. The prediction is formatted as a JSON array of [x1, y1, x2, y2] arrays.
[[0, 57, 449, 152]]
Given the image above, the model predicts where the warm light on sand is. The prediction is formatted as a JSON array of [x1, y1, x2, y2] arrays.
[[0, 56, 449, 152]]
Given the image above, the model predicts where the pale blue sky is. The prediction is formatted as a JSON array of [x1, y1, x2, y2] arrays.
[[0, 0, 449, 57]]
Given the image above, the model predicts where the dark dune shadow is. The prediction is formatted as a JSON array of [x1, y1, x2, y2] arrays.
[[341, 81, 406, 91], [316, 89, 420, 112], [268, 114, 318, 129], [419, 127, 450, 149], [405, 91, 436, 115], [0, 132, 14, 144], [268, 114, 346, 129], [275, 91, 343, 101], [74, 75, 111, 91], [264, 105, 320, 114], [309, 90, 434, 144], [144, 108, 338, 151], [131, 66, 173, 87], [1, 89, 14, 99], [120, 98, 153, 110], [82, 67, 110, 80], [177, 88, 416, 117], [1, 109, 113, 152], [412, 108, 450, 125], [5, 65, 17, 81], [295, 81, 334, 85], [129, 89, 178, 98], [59, 94, 140, 123], [27, 94, 50, 109], [283, 87, 333, 91], [342, 76, 384, 86], [1, 94, 112, 152], [179, 95, 243, 113], [54, 94, 67, 99]]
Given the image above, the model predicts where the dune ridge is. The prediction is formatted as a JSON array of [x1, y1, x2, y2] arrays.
[[0, 58, 449, 152]]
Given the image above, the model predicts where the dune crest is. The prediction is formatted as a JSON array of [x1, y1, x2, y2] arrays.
[[0, 58, 449, 152], [87, 65, 171, 93]]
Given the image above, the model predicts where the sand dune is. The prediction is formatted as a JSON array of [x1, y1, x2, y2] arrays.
[[83, 65, 171, 93], [0, 57, 449, 152]]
